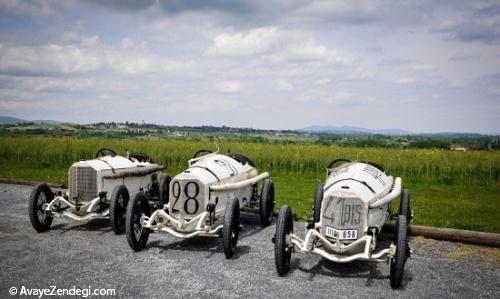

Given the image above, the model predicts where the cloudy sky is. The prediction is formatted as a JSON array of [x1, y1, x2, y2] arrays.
[[0, 0, 499, 133]]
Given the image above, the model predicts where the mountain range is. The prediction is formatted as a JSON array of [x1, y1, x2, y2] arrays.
[[300, 125, 411, 136], [0, 116, 493, 136], [0, 116, 60, 125]]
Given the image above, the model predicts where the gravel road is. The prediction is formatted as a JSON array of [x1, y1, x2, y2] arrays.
[[0, 183, 499, 298]]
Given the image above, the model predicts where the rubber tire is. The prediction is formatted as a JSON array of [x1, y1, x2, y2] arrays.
[[223, 198, 240, 259], [259, 179, 275, 227], [125, 192, 151, 251], [110, 185, 130, 234], [397, 191, 413, 258], [28, 183, 54, 232], [399, 189, 411, 222], [275, 205, 294, 276], [159, 174, 171, 204], [390, 214, 408, 289], [312, 182, 324, 223]]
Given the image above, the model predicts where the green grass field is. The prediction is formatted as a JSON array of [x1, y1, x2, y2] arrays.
[[1, 136, 499, 232]]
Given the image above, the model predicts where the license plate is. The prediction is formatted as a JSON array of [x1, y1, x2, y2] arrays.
[[325, 226, 358, 240]]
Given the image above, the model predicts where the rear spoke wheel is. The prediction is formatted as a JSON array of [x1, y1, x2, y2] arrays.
[[159, 174, 172, 204], [259, 179, 275, 227], [313, 182, 324, 223]]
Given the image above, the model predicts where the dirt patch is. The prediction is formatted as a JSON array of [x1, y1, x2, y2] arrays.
[[411, 236, 500, 269], [442, 243, 500, 269]]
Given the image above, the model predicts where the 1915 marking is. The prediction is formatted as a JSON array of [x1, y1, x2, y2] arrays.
[[324, 197, 362, 227]]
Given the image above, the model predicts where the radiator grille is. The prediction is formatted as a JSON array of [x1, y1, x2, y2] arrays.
[[69, 166, 97, 204], [321, 196, 365, 241]]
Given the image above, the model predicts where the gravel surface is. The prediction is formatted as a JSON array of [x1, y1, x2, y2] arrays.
[[0, 183, 499, 298]]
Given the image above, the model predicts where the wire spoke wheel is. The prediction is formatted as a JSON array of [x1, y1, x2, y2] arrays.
[[159, 174, 172, 204], [36, 193, 47, 222], [28, 183, 54, 232], [223, 198, 240, 259], [275, 205, 294, 275], [110, 185, 129, 234], [390, 214, 408, 289], [313, 182, 324, 223], [125, 192, 151, 251], [133, 204, 143, 240], [259, 179, 275, 227]]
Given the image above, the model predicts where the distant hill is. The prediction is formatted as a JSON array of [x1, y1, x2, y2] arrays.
[[0, 116, 60, 125], [0, 116, 26, 124], [0, 116, 494, 136], [300, 125, 411, 136], [31, 119, 61, 125]]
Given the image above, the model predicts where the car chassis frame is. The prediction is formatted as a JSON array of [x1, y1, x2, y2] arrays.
[[43, 192, 110, 221]]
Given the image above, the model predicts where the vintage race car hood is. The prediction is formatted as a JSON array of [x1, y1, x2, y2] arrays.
[[70, 155, 158, 172], [324, 162, 393, 203], [174, 154, 257, 185]]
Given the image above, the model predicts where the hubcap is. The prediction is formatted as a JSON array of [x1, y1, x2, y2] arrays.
[[36, 193, 47, 222], [133, 203, 143, 240], [118, 195, 126, 225]]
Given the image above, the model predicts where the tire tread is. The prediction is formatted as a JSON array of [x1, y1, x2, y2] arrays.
[[275, 205, 293, 275]]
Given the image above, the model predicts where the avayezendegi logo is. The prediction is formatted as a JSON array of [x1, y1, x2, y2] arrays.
[[10, 285, 115, 297]]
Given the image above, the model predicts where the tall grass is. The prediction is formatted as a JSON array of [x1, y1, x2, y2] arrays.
[[0, 136, 499, 185]]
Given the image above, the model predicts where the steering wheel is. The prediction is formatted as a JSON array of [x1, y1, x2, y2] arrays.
[[193, 149, 213, 159], [229, 154, 255, 167], [129, 152, 152, 163], [95, 148, 117, 158], [327, 158, 352, 169]]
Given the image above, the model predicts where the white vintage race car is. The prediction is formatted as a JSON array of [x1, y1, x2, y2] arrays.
[[273, 159, 412, 289], [28, 148, 169, 234], [125, 148, 275, 258]]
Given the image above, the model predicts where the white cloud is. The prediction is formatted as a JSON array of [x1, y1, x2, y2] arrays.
[[215, 81, 243, 93], [395, 77, 418, 85], [333, 91, 355, 101], [0, 43, 102, 75], [120, 37, 135, 49], [278, 42, 352, 64], [0, 98, 41, 110], [0, 35, 197, 77], [315, 78, 331, 86], [180, 96, 241, 113], [206, 27, 351, 66], [413, 64, 435, 72], [274, 79, 294, 91], [206, 27, 279, 57]]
